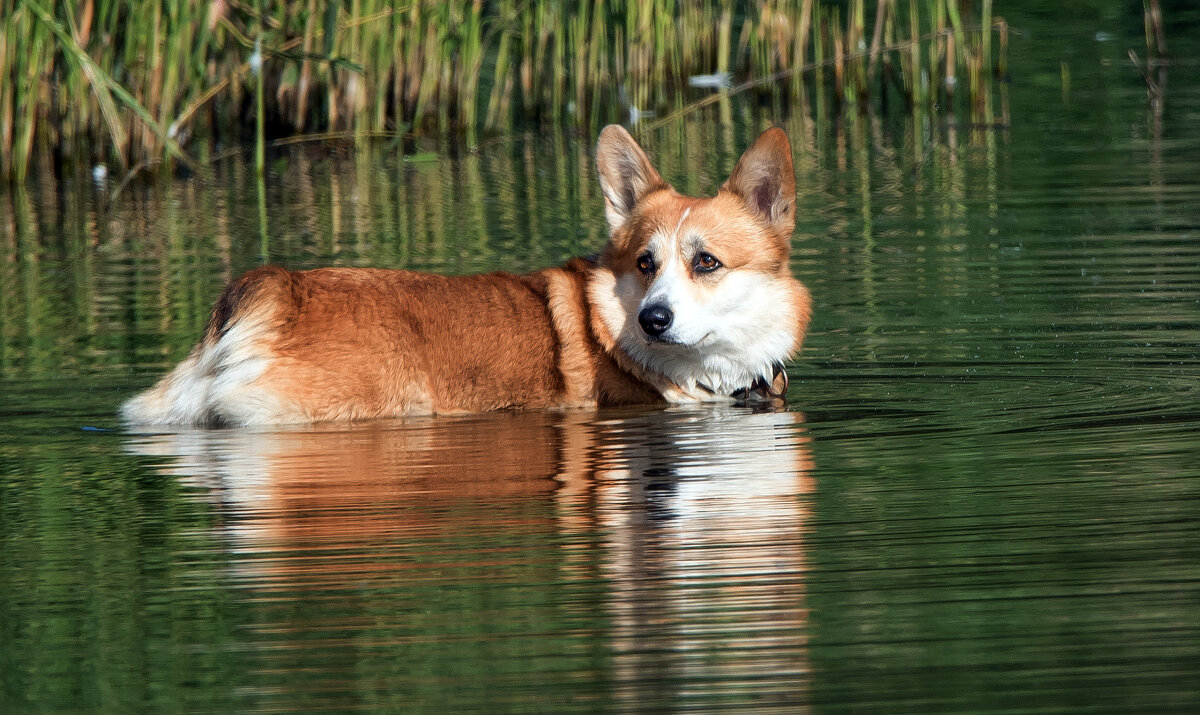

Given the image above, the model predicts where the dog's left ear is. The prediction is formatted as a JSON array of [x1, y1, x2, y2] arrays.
[[721, 127, 796, 241]]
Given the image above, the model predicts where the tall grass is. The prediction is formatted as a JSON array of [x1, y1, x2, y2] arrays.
[[1, 0, 1008, 181]]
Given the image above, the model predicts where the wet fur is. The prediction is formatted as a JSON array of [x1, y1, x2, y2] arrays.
[[123, 126, 811, 426]]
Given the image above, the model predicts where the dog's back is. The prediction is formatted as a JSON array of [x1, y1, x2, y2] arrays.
[[122, 262, 662, 426]]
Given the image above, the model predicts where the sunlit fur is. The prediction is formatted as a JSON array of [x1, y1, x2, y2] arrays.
[[589, 125, 811, 403], [122, 126, 811, 426], [588, 193, 807, 399]]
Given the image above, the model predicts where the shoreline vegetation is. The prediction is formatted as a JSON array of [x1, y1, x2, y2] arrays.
[[2, 1, 1009, 182]]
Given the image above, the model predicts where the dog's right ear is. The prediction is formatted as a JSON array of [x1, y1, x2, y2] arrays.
[[596, 125, 667, 234]]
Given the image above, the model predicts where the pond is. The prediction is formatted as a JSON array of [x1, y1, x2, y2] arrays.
[[3, 10, 1200, 712]]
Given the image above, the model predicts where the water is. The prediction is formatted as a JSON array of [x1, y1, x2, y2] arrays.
[[3, 10, 1200, 711]]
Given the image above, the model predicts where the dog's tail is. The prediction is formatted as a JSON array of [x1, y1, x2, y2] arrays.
[[121, 267, 293, 426], [121, 348, 208, 425]]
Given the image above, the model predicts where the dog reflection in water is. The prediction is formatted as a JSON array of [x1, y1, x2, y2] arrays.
[[127, 406, 813, 705]]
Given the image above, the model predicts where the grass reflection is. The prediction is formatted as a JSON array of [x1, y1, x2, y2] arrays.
[[1, 108, 1015, 379], [0, 420, 250, 711]]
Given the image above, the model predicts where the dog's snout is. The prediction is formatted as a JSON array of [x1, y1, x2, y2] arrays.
[[638, 304, 674, 338]]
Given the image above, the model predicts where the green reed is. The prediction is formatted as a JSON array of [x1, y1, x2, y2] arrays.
[[1, 0, 1007, 182]]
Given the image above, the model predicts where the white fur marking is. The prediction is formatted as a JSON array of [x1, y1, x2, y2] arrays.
[[619, 265, 797, 399], [122, 312, 291, 426], [671, 207, 691, 239]]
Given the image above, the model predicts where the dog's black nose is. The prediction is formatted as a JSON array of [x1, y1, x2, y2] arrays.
[[638, 304, 673, 338]]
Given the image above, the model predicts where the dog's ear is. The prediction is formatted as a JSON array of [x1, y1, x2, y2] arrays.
[[721, 127, 796, 241], [596, 125, 667, 234]]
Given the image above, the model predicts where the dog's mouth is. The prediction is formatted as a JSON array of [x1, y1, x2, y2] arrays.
[[643, 331, 712, 348]]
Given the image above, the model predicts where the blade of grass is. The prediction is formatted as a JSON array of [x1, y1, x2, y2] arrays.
[[26, 0, 194, 169]]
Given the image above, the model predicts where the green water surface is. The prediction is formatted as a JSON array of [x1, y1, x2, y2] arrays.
[[2, 9, 1199, 712]]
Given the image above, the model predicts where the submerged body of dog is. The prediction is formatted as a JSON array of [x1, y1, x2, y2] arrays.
[[123, 126, 812, 425]]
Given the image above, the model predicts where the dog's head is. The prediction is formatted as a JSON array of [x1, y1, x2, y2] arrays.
[[588, 125, 812, 401]]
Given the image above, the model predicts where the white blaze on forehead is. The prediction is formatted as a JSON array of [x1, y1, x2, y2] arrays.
[[642, 208, 690, 263], [642, 206, 694, 308], [671, 207, 691, 238]]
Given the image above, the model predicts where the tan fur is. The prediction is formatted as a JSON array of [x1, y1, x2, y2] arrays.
[[123, 127, 812, 426]]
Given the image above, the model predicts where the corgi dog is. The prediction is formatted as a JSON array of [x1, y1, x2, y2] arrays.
[[122, 125, 812, 426]]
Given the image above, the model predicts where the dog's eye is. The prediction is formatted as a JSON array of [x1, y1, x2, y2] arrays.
[[637, 252, 655, 274], [694, 252, 722, 273]]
